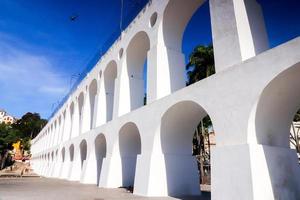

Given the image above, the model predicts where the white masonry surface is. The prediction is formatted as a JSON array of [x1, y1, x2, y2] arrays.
[[31, 0, 300, 199]]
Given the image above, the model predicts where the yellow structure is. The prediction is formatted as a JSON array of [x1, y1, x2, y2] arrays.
[[12, 141, 23, 160]]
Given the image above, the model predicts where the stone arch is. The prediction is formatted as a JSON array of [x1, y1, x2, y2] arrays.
[[94, 133, 107, 185], [80, 139, 87, 169], [249, 62, 300, 199], [104, 60, 117, 122], [126, 31, 150, 111], [254, 62, 300, 147], [89, 79, 98, 129], [162, 0, 204, 51], [119, 122, 141, 187], [160, 100, 213, 196], [69, 144, 74, 162], [78, 92, 85, 134]]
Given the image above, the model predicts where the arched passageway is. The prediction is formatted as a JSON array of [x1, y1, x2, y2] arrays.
[[89, 79, 98, 129], [252, 63, 300, 199], [80, 140, 87, 169], [119, 122, 141, 188], [95, 134, 107, 185], [160, 101, 214, 197], [104, 61, 117, 122], [159, 0, 213, 95], [126, 31, 150, 111]]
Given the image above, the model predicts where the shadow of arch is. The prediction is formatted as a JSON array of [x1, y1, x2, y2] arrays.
[[160, 100, 212, 197], [61, 147, 65, 162], [80, 140, 87, 169], [104, 61, 118, 122], [126, 31, 150, 111], [69, 144, 74, 162], [95, 133, 107, 186], [78, 93, 85, 134], [69, 102, 75, 139], [89, 79, 98, 129], [253, 62, 300, 199], [119, 122, 141, 188]]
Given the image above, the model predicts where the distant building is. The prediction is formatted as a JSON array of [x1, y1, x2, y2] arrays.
[[0, 109, 16, 125]]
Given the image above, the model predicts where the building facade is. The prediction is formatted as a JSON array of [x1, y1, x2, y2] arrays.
[[0, 109, 16, 125]]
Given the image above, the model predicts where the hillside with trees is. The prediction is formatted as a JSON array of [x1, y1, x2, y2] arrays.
[[0, 112, 47, 169]]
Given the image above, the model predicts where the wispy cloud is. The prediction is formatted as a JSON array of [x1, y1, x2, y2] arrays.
[[0, 33, 69, 118]]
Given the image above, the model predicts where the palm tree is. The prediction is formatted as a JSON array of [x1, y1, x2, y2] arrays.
[[186, 45, 215, 86]]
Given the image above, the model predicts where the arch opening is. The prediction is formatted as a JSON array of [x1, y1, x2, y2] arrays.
[[119, 122, 141, 189], [160, 101, 215, 197], [95, 134, 107, 185], [163, 0, 214, 88], [80, 140, 87, 169], [104, 61, 118, 122], [255, 63, 300, 147], [89, 79, 98, 129], [126, 31, 150, 111], [252, 63, 300, 198]]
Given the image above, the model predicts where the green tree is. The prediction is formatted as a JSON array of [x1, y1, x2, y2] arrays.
[[13, 112, 47, 139], [0, 112, 47, 168], [186, 45, 215, 184], [294, 109, 300, 122], [186, 45, 215, 85]]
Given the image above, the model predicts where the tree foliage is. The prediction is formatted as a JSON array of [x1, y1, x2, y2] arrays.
[[186, 45, 215, 85], [0, 112, 47, 154], [294, 109, 300, 122]]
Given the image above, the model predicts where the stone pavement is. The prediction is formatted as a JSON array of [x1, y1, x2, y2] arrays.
[[0, 177, 210, 200]]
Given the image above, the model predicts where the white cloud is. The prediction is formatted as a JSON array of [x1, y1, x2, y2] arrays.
[[0, 33, 69, 118]]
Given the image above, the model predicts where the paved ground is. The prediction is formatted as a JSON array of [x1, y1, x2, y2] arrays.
[[0, 177, 210, 200]]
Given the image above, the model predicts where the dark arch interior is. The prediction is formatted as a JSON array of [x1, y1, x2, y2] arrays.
[[80, 140, 87, 169], [61, 148, 65, 162], [95, 134, 107, 185], [119, 122, 141, 188], [69, 144, 74, 162]]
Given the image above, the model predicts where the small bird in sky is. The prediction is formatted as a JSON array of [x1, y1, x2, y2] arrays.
[[69, 14, 79, 21]]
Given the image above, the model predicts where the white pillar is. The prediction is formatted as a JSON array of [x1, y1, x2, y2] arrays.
[[80, 143, 97, 184], [72, 100, 80, 138], [147, 44, 186, 103], [69, 146, 81, 181], [210, 0, 269, 72], [96, 78, 107, 125], [82, 90, 91, 133]]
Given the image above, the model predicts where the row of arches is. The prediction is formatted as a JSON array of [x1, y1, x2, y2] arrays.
[[34, 100, 214, 196], [34, 0, 213, 150]]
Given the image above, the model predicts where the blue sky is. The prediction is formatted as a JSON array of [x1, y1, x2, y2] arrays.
[[0, 0, 299, 119]]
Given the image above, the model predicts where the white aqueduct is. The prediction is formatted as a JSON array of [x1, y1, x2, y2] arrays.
[[31, 0, 300, 199]]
